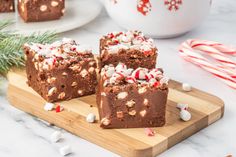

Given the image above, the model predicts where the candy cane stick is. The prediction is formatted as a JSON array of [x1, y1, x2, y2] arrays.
[[190, 39, 236, 55], [188, 39, 236, 69], [179, 39, 236, 89]]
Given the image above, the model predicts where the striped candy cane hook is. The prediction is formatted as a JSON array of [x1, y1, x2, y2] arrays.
[[179, 39, 236, 89]]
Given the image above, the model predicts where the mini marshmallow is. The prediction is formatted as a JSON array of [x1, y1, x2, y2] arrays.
[[50, 131, 62, 143], [109, 76, 117, 84], [177, 103, 188, 110], [182, 83, 192, 92], [116, 63, 127, 72], [44, 102, 54, 111], [105, 67, 115, 77], [59, 145, 72, 156], [121, 35, 130, 43], [86, 113, 96, 123], [180, 110, 191, 121]]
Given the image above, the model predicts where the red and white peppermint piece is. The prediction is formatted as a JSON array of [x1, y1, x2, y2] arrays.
[[144, 73, 152, 81], [149, 78, 160, 87], [55, 104, 64, 113], [137, 0, 152, 16], [149, 69, 163, 79], [148, 78, 156, 84], [107, 32, 115, 39], [132, 68, 147, 80], [153, 81, 160, 88], [160, 77, 169, 85], [145, 128, 155, 136], [112, 72, 125, 79], [126, 76, 137, 83]]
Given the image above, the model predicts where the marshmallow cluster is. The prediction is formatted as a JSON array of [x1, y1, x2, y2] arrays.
[[101, 63, 169, 88], [25, 38, 92, 70], [103, 31, 156, 54]]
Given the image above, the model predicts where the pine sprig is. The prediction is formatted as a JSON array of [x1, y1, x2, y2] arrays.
[[0, 20, 58, 75]]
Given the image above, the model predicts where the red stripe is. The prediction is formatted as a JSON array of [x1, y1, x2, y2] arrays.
[[191, 43, 222, 48]]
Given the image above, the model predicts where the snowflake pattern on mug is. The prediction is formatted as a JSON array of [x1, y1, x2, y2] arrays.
[[164, 0, 183, 11], [110, 0, 183, 15], [137, 0, 152, 15]]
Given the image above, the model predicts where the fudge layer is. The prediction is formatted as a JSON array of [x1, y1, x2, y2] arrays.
[[97, 63, 168, 129], [0, 0, 14, 12], [18, 0, 65, 22], [24, 38, 97, 102], [100, 30, 157, 69]]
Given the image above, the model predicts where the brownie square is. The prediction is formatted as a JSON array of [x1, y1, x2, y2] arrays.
[[0, 0, 14, 12], [100, 30, 158, 69], [17, 0, 65, 22], [96, 63, 168, 129], [24, 38, 97, 102]]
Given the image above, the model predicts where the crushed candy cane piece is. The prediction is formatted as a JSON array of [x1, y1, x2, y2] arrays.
[[102, 63, 168, 89], [132, 68, 147, 80], [55, 104, 64, 113], [50, 131, 62, 143], [44, 102, 54, 111], [145, 128, 155, 136], [59, 145, 72, 156]]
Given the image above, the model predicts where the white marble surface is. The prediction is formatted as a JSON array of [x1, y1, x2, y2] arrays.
[[1, 0, 236, 156]]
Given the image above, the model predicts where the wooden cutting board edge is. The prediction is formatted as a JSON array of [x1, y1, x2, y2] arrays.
[[6, 69, 225, 157]]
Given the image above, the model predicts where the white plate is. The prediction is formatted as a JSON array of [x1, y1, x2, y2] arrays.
[[0, 0, 102, 35]]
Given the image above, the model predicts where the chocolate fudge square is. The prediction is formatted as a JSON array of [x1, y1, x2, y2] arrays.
[[100, 30, 158, 69], [24, 38, 97, 102], [0, 0, 14, 12], [97, 63, 168, 129], [18, 0, 65, 22]]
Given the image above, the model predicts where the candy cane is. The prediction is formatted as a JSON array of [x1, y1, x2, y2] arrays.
[[188, 39, 236, 69], [179, 39, 236, 89]]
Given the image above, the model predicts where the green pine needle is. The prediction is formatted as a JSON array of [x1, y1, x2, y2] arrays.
[[0, 20, 58, 75]]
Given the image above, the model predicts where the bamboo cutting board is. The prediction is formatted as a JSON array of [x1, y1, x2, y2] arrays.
[[7, 69, 224, 157]]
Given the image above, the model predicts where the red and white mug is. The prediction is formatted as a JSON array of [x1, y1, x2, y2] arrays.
[[100, 0, 212, 38]]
